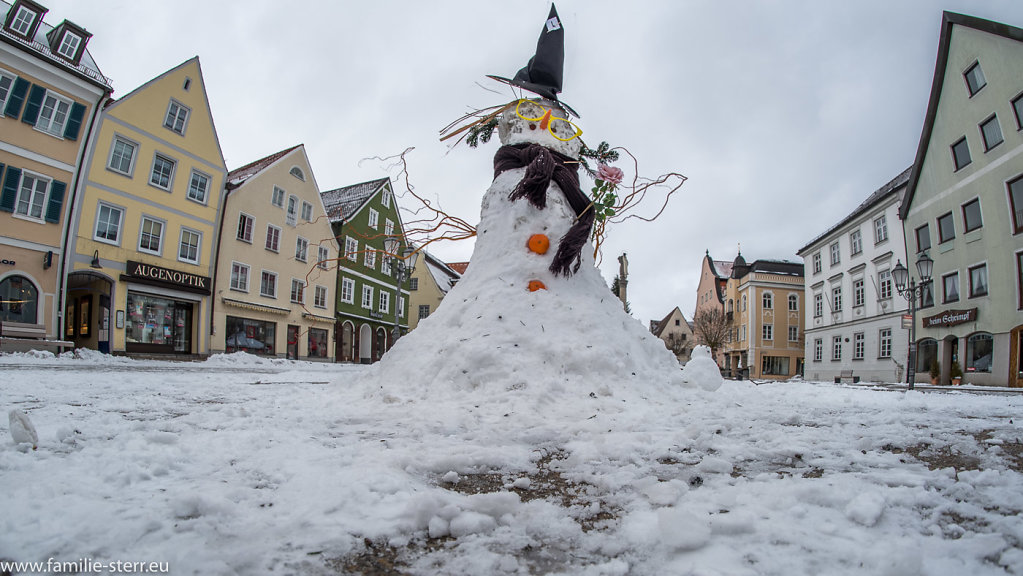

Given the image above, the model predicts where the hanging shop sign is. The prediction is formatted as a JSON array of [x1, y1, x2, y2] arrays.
[[923, 308, 977, 328], [122, 260, 211, 295]]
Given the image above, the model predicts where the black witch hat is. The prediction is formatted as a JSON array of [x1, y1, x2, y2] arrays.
[[487, 4, 579, 117]]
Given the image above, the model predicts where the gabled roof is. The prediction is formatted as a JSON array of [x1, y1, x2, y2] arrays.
[[421, 250, 462, 295], [227, 144, 302, 188], [321, 177, 390, 223], [651, 306, 688, 338], [901, 11, 1023, 220], [798, 166, 911, 255]]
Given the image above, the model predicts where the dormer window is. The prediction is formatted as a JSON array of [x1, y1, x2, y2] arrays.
[[9, 5, 38, 37], [57, 31, 81, 60]]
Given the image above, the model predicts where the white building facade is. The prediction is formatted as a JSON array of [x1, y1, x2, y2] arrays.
[[798, 169, 911, 383]]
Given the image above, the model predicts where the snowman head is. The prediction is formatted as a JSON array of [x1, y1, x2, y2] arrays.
[[498, 98, 582, 158]]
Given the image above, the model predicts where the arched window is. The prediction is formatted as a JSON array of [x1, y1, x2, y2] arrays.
[[375, 327, 387, 360], [966, 332, 993, 373], [0, 275, 38, 324], [341, 321, 354, 362], [762, 292, 773, 309], [916, 338, 938, 373], [289, 166, 305, 181], [788, 294, 798, 311], [727, 299, 734, 313]]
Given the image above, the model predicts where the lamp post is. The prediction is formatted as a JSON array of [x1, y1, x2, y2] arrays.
[[383, 237, 418, 349], [892, 251, 933, 390]]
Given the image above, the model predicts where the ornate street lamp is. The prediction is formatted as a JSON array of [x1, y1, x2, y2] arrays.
[[892, 251, 933, 390], [383, 236, 418, 349]]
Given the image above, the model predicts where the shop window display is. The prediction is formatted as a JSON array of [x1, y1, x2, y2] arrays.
[[225, 316, 275, 355], [126, 292, 192, 353], [308, 328, 328, 358], [0, 275, 38, 324]]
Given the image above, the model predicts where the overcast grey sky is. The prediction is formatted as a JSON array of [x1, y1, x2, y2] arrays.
[[43, 0, 1023, 326]]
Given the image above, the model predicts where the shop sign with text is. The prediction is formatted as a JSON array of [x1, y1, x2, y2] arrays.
[[125, 260, 210, 292], [923, 308, 977, 328]]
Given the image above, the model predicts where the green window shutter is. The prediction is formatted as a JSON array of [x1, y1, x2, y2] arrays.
[[21, 84, 46, 126], [0, 166, 22, 213], [44, 180, 66, 223], [4, 77, 29, 118], [63, 102, 86, 140]]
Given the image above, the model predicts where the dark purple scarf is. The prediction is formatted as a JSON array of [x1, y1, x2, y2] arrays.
[[493, 143, 593, 276]]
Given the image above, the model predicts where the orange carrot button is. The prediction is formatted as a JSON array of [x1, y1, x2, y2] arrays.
[[527, 234, 550, 255], [527, 280, 547, 292]]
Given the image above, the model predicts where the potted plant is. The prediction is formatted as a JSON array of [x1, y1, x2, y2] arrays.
[[929, 359, 940, 385], [950, 361, 963, 385]]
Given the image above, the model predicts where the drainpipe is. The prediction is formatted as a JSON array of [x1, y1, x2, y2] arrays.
[[58, 89, 110, 344], [209, 180, 237, 340]]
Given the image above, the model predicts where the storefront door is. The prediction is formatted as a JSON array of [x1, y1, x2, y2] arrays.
[[287, 325, 299, 359], [1012, 325, 1023, 388]]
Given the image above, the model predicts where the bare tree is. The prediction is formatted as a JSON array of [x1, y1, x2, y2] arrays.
[[692, 308, 730, 358], [664, 332, 690, 361]]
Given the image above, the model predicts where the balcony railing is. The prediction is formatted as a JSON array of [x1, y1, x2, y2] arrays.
[[0, 27, 112, 88]]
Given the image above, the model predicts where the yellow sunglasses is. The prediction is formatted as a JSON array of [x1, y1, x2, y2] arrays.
[[515, 99, 583, 142]]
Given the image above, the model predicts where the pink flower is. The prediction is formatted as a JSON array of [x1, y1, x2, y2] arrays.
[[597, 164, 624, 185]]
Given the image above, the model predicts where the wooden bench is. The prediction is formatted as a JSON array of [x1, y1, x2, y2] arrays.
[[0, 321, 46, 339], [835, 369, 860, 384]]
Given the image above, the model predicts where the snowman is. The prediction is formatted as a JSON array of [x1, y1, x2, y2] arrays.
[[369, 4, 685, 395]]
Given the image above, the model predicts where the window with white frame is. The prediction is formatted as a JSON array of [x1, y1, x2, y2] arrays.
[[150, 154, 176, 190], [364, 249, 376, 269], [290, 279, 304, 304], [295, 237, 308, 262], [788, 326, 798, 342], [260, 271, 277, 298], [340, 277, 355, 304], [289, 166, 305, 181], [419, 304, 431, 320], [832, 336, 842, 360], [832, 285, 842, 312], [57, 31, 81, 60], [94, 203, 123, 244], [379, 290, 390, 314], [829, 242, 840, 266], [314, 285, 327, 309], [879, 328, 892, 358], [853, 278, 865, 307], [849, 229, 862, 256], [301, 201, 313, 222], [0, 70, 15, 113], [138, 216, 164, 254], [381, 188, 391, 208], [36, 91, 72, 136], [762, 324, 773, 341], [879, 269, 892, 300], [286, 195, 298, 226], [398, 295, 405, 318], [969, 264, 988, 297], [788, 294, 798, 311], [318, 245, 330, 270], [814, 292, 823, 317], [368, 208, 379, 229], [14, 171, 49, 220], [873, 215, 888, 244], [762, 292, 773, 309], [271, 186, 285, 208], [107, 137, 137, 175], [814, 338, 823, 362], [853, 332, 864, 360], [345, 237, 358, 261], [10, 5, 37, 36], [230, 262, 249, 292], [381, 255, 391, 276], [265, 224, 280, 252], [384, 219, 394, 237], [361, 285, 373, 309], [164, 100, 189, 135], [178, 228, 201, 264], [237, 213, 254, 243], [740, 325, 746, 341], [409, 277, 419, 291], [812, 252, 821, 274], [188, 170, 210, 204]]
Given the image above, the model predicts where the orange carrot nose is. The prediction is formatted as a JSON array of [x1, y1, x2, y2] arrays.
[[539, 110, 552, 130]]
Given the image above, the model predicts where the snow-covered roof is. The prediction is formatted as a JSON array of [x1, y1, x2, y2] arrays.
[[798, 166, 911, 255], [422, 250, 461, 294], [321, 177, 390, 223], [226, 144, 302, 188], [711, 260, 733, 279], [0, 0, 111, 89]]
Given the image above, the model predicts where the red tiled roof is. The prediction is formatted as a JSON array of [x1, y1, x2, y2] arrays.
[[447, 262, 470, 274]]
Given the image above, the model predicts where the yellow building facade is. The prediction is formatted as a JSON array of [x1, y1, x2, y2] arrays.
[[65, 57, 226, 356], [1, 0, 110, 350], [213, 144, 337, 360]]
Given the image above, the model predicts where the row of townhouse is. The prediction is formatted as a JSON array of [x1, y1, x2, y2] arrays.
[[0, 1, 459, 362], [799, 12, 1023, 387]]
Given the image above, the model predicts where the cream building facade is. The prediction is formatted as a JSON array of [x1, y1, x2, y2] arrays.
[[408, 248, 460, 331], [0, 0, 110, 351], [213, 144, 336, 360]]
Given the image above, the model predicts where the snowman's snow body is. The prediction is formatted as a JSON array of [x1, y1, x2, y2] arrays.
[[368, 102, 684, 395]]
